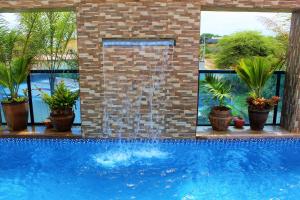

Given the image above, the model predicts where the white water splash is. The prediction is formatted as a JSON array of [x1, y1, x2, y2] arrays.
[[93, 147, 169, 168]]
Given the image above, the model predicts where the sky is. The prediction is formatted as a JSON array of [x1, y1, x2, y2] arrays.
[[1, 11, 291, 36], [201, 11, 291, 36], [1, 13, 19, 28]]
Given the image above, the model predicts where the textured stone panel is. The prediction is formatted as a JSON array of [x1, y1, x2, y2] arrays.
[[201, 0, 300, 11], [76, 0, 103, 137], [281, 11, 300, 133], [0, 0, 78, 10], [77, 1, 201, 137], [0, 0, 299, 11], [102, 45, 173, 138]]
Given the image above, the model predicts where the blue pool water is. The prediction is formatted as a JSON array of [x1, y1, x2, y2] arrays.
[[1, 138, 300, 200]]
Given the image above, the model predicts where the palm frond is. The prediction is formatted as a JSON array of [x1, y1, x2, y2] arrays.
[[236, 57, 277, 98], [202, 74, 232, 107]]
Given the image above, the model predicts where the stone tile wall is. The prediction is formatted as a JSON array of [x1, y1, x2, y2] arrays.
[[77, 1, 201, 137], [102, 44, 174, 138], [0, 0, 298, 11], [0, 0, 78, 10], [201, 0, 300, 11]]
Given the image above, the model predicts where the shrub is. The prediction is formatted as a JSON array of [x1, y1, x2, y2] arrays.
[[236, 56, 281, 110], [215, 31, 282, 69], [41, 81, 79, 112], [201, 74, 231, 108]]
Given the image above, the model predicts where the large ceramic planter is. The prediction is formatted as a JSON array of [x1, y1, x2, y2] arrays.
[[248, 107, 270, 131], [50, 109, 75, 132], [209, 107, 232, 131], [1, 101, 28, 131]]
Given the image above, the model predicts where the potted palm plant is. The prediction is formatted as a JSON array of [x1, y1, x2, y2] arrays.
[[202, 74, 232, 131], [40, 81, 79, 132], [236, 57, 280, 130], [0, 58, 32, 130], [0, 16, 38, 131]]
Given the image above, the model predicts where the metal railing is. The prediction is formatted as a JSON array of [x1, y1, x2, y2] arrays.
[[197, 69, 286, 126], [1, 69, 285, 127], [1, 69, 81, 126]]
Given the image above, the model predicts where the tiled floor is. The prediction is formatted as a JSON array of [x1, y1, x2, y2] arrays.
[[196, 126, 299, 139], [0, 125, 82, 138]]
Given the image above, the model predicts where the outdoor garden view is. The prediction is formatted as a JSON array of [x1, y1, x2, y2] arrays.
[[0, 11, 80, 128], [198, 12, 290, 128], [0, 11, 292, 132]]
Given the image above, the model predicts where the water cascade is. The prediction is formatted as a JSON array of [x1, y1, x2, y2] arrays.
[[102, 39, 175, 140], [94, 39, 174, 167]]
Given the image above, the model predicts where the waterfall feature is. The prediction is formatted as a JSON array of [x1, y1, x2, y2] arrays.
[[102, 39, 174, 139]]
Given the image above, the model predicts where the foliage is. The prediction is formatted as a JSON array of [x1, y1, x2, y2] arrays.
[[260, 14, 290, 69], [236, 57, 281, 98], [236, 57, 281, 110], [0, 15, 39, 103], [0, 30, 19, 64], [201, 74, 232, 107], [0, 57, 32, 102], [21, 12, 77, 70], [215, 31, 284, 69], [20, 12, 77, 93], [247, 96, 280, 111], [40, 81, 79, 111]]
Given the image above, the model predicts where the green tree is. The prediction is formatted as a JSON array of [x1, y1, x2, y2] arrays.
[[0, 15, 40, 102], [20, 12, 77, 94], [215, 31, 283, 69], [260, 14, 290, 68]]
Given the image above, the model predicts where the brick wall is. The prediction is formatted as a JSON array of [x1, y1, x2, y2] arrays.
[[77, 1, 201, 137], [102, 44, 174, 137], [0, 0, 299, 11], [281, 11, 300, 133], [201, 0, 300, 11], [0, 0, 78, 10]]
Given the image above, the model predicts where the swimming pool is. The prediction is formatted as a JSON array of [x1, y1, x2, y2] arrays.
[[0, 138, 300, 200]]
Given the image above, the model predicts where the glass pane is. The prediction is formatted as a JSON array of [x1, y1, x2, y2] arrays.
[[197, 72, 281, 125], [30, 73, 81, 124], [277, 74, 285, 123]]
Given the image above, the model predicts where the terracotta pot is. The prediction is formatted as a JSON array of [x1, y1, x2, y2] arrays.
[[248, 107, 270, 131], [209, 106, 232, 131], [50, 109, 75, 132], [233, 117, 245, 129], [44, 118, 53, 129], [1, 101, 28, 131]]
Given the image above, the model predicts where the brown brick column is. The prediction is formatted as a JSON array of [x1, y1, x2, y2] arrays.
[[281, 11, 300, 133], [76, 1, 103, 137], [76, 1, 201, 138]]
